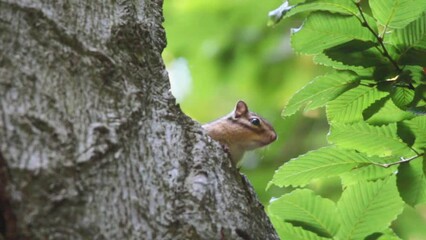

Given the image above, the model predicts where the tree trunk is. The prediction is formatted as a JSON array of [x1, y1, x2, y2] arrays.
[[0, 1, 279, 239]]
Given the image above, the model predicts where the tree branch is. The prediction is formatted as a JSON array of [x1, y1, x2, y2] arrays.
[[355, 2, 416, 90], [374, 153, 424, 168]]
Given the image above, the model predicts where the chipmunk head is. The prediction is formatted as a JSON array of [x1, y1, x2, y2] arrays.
[[202, 100, 277, 164], [228, 100, 277, 150]]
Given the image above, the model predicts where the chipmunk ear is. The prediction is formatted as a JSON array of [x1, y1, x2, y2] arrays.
[[234, 100, 249, 118]]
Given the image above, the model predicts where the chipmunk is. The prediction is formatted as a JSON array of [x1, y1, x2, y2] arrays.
[[202, 100, 277, 165]]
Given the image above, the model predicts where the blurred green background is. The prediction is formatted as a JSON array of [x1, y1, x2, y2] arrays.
[[162, 0, 426, 239]]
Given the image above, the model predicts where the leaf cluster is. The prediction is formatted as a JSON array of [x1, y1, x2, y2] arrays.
[[268, 1, 426, 239]]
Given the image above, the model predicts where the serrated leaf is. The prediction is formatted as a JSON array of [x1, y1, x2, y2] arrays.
[[340, 164, 397, 187], [328, 122, 414, 157], [364, 96, 416, 124], [397, 157, 426, 206], [269, 216, 331, 240], [400, 115, 426, 151], [314, 53, 375, 76], [408, 86, 426, 113], [405, 65, 426, 85], [423, 155, 426, 178], [327, 85, 389, 123], [336, 176, 404, 240], [398, 48, 426, 66], [369, 0, 426, 29], [270, 146, 375, 187], [269, 0, 358, 25], [322, 41, 397, 81], [391, 12, 426, 51], [391, 12, 426, 66], [292, 12, 377, 54], [283, 71, 359, 117], [324, 40, 386, 68], [376, 228, 402, 240], [269, 189, 339, 238], [391, 86, 415, 109]]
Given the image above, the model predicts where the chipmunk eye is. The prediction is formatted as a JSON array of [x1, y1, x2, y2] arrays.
[[250, 118, 260, 126]]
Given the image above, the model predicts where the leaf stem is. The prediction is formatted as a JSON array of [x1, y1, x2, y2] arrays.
[[374, 153, 424, 168], [355, 2, 402, 73]]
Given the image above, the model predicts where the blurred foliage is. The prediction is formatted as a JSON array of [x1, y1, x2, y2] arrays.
[[163, 0, 426, 239], [163, 0, 330, 204]]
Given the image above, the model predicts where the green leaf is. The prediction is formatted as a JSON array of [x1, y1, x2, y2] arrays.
[[391, 86, 415, 109], [327, 85, 389, 124], [269, 216, 331, 240], [364, 96, 416, 124], [313, 53, 375, 76], [424, 155, 426, 178], [376, 228, 402, 240], [397, 156, 426, 206], [270, 146, 374, 187], [328, 122, 414, 157], [369, 0, 426, 29], [269, 0, 358, 26], [341, 164, 397, 187], [405, 65, 426, 85], [292, 12, 377, 54], [398, 48, 426, 66], [324, 40, 385, 68], [391, 12, 426, 51], [400, 115, 426, 151], [364, 228, 402, 240], [391, 12, 426, 66], [336, 176, 404, 240], [268, 189, 339, 238], [283, 71, 359, 117], [408, 85, 426, 114]]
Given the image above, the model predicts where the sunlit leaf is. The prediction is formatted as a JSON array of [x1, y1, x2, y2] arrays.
[[376, 228, 402, 240], [364, 96, 416, 124], [369, 0, 426, 29], [391, 12, 426, 50], [340, 164, 397, 187], [405, 65, 426, 85], [269, 0, 358, 26], [391, 12, 426, 66], [327, 85, 389, 123], [292, 12, 377, 54], [409, 85, 426, 114], [391, 86, 415, 109], [271, 146, 375, 187], [269, 189, 339, 238], [269, 216, 331, 240], [328, 122, 414, 157], [324, 40, 384, 68], [313, 53, 374, 76], [283, 71, 359, 117], [400, 115, 426, 151], [397, 156, 426, 206], [336, 176, 404, 240]]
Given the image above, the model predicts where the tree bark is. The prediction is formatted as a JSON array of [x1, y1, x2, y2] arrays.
[[0, 1, 279, 239]]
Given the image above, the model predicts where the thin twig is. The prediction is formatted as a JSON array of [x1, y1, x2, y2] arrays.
[[355, 2, 402, 72], [380, 24, 388, 40], [374, 153, 424, 168]]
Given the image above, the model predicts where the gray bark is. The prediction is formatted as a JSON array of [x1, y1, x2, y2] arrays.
[[0, 1, 279, 239]]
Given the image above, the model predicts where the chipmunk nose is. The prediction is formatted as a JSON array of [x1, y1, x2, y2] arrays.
[[270, 132, 277, 142]]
